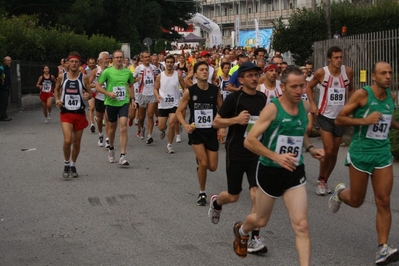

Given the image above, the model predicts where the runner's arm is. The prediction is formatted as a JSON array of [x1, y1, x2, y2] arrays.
[[184, 69, 194, 87], [36, 76, 43, 90]]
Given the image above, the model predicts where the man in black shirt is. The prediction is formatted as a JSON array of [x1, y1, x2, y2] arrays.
[[209, 62, 267, 254], [0, 56, 12, 121]]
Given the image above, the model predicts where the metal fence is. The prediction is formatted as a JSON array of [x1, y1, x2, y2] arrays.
[[312, 29, 399, 98]]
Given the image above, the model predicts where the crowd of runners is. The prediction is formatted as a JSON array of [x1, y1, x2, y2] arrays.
[[34, 45, 399, 265]]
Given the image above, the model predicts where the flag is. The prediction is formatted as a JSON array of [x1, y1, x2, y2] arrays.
[[235, 17, 240, 46], [255, 18, 260, 47]]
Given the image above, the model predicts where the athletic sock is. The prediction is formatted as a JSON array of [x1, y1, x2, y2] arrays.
[[64, 161, 70, 166], [70, 161, 75, 167]]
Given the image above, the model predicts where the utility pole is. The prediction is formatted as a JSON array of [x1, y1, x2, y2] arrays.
[[325, 0, 331, 38]]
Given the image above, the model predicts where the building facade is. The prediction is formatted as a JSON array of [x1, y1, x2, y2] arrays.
[[198, 0, 319, 47]]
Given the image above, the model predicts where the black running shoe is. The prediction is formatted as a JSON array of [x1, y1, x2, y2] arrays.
[[197, 193, 207, 206], [70, 166, 78, 178], [146, 137, 154, 144], [90, 124, 95, 133], [62, 165, 70, 178]]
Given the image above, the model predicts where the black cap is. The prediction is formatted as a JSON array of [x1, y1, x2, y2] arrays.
[[237, 62, 262, 77]]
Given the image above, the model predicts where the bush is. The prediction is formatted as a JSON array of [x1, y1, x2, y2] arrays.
[[0, 15, 120, 62]]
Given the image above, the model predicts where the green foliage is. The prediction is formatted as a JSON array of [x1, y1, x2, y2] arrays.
[[0, 15, 119, 62], [389, 109, 399, 159], [272, 7, 328, 65], [331, 0, 399, 35]]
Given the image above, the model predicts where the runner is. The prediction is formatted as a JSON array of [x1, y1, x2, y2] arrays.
[[210, 62, 267, 254], [89, 51, 110, 147], [154, 55, 186, 153], [96, 50, 136, 166], [54, 51, 91, 178], [83, 57, 97, 133], [176, 61, 223, 206], [36, 65, 56, 123], [330, 61, 399, 266], [306, 46, 354, 195], [232, 66, 324, 263], [257, 63, 283, 106], [134, 51, 157, 144]]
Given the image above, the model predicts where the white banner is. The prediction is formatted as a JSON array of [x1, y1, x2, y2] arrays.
[[188, 13, 222, 47], [235, 17, 240, 46], [254, 18, 260, 47]]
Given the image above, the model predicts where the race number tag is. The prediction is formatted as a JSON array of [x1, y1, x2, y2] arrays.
[[244, 116, 261, 140], [42, 81, 52, 93], [194, 109, 213, 128], [327, 87, 345, 106], [64, 95, 81, 110], [275, 135, 303, 165], [366, 114, 392, 140], [113, 86, 126, 101], [162, 94, 175, 108], [145, 76, 154, 85]]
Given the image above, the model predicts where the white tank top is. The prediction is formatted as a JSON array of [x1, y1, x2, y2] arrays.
[[259, 80, 283, 106], [135, 65, 156, 96], [317, 65, 350, 119], [94, 66, 105, 101], [158, 71, 180, 109]]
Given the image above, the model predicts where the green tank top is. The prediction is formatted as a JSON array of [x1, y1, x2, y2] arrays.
[[259, 98, 308, 168], [349, 86, 394, 154]]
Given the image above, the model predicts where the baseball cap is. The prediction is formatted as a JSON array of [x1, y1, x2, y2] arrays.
[[237, 62, 262, 77], [200, 51, 210, 57]]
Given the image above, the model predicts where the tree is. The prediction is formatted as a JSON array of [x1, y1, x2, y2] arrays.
[[272, 7, 328, 66]]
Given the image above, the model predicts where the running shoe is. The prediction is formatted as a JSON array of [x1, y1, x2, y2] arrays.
[[62, 165, 70, 178], [44, 118, 48, 124], [70, 166, 78, 178], [166, 145, 174, 154], [316, 179, 326, 196], [119, 155, 129, 166], [136, 130, 141, 139], [105, 139, 110, 149], [141, 127, 145, 140], [128, 119, 133, 127], [325, 182, 333, 194], [328, 183, 346, 213], [90, 124, 95, 133], [146, 137, 153, 144], [233, 222, 249, 258], [208, 195, 221, 224], [197, 193, 207, 206], [98, 136, 104, 147], [108, 149, 115, 163], [47, 113, 51, 120], [176, 135, 181, 143], [160, 130, 166, 140], [248, 236, 268, 254], [134, 118, 138, 125], [376, 244, 399, 265]]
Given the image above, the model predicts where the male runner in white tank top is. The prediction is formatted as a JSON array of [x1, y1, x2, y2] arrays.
[[306, 46, 354, 196], [257, 63, 283, 106], [154, 55, 186, 154]]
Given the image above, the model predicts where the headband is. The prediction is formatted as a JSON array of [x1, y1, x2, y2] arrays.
[[67, 55, 81, 61], [264, 64, 279, 73]]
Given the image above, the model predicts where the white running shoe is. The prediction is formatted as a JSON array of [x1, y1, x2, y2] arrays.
[[141, 127, 145, 140], [376, 244, 399, 265], [108, 149, 115, 163], [176, 135, 181, 143], [166, 145, 174, 154], [98, 136, 104, 147], [160, 130, 166, 140], [105, 139, 110, 149], [119, 155, 129, 166], [47, 113, 51, 120], [328, 183, 346, 213], [316, 180, 326, 196], [208, 195, 221, 224], [248, 236, 267, 254], [44, 118, 48, 124]]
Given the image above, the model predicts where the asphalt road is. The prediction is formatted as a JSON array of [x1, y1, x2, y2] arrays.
[[1, 107, 399, 266]]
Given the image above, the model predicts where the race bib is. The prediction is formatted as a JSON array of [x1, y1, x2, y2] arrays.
[[244, 116, 261, 140], [194, 109, 213, 128], [162, 94, 175, 108], [145, 76, 154, 85], [113, 86, 126, 101], [275, 135, 303, 165], [65, 95, 81, 110], [42, 81, 52, 93], [327, 87, 345, 106], [366, 114, 392, 140]]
